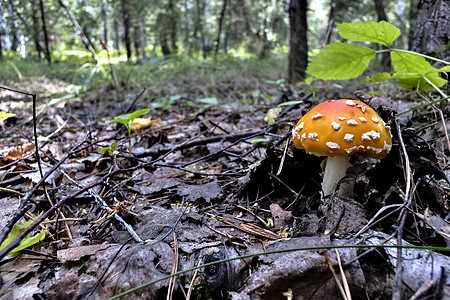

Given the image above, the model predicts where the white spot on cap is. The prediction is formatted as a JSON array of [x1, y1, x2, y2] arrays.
[[338, 117, 346, 121], [292, 127, 298, 137], [345, 100, 356, 106], [344, 134, 354, 142], [301, 133, 306, 141], [345, 145, 365, 154], [361, 130, 381, 141], [308, 132, 318, 141], [311, 113, 323, 120], [326, 142, 340, 149], [367, 146, 383, 154], [297, 122, 304, 131], [359, 117, 367, 122], [357, 105, 367, 113], [331, 122, 341, 130], [372, 117, 379, 123], [347, 119, 358, 126]]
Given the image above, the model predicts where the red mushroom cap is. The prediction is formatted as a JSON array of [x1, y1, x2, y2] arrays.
[[292, 99, 392, 159]]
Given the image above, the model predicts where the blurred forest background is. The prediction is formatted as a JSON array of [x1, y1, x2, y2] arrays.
[[0, 0, 440, 94]]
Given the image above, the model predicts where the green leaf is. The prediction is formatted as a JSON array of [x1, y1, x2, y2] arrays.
[[0, 212, 46, 254], [362, 72, 403, 83], [306, 43, 376, 80], [391, 51, 447, 91], [337, 21, 400, 47], [439, 65, 450, 72], [106, 109, 150, 125], [196, 97, 218, 106], [129, 109, 150, 122], [251, 138, 270, 144], [277, 100, 303, 107], [0, 112, 15, 123]]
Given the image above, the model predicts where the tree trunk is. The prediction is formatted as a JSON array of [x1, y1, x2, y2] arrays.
[[121, 0, 132, 61], [39, 0, 51, 64], [214, 0, 228, 57], [157, 12, 171, 56], [168, 0, 178, 53], [373, 0, 388, 21], [133, 24, 139, 59], [58, 0, 98, 63], [395, 0, 407, 48], [408, 0, 418, 50], [412, 0, 450, 59], [372, 0, 390, 69], [138, 12, 146, 60], [31, 0, 42, 59], [7, 2, 18, 51], [113, 16, 120, 53], [288, 0, 308, 83], [100, 0, 108, 44], [325, 0, 335, 44]]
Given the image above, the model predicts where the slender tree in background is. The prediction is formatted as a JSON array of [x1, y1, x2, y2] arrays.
[[100, 0, 108, 44], [372, 0, 390, 68], [288, 0, 308, 83], [214, 0, 228, 57], [113, 14, 121, 53], [373, 0, 387, 21], [133, 24, 139, 58], [121, 0, 132, 60], [157, 11, 171, 56], [31, 0, 42, 59], [407, 0, 418, 50], [58, 0, 98, 63], [168, 0, 178, 53], [0, 2, 5, 60], [325, 0, 335, 44], [39, 0, 51, 64], [7, 3, 18, 51], [138, 10, 146, 60], [412, 0, 450, 60]]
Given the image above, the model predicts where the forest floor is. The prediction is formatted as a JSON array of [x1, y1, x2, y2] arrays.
[[0, 59, 449, 299]]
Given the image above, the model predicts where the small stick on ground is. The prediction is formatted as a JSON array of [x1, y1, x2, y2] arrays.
[[323, 250, 348, 300]]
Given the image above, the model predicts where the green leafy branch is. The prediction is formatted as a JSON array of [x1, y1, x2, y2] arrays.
[[306, 21, 449, 95], [105, 109, 150, 154], [0, 213, 46, 255]]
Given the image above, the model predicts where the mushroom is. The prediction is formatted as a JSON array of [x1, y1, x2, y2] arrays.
[[292, 99, 392, 197]]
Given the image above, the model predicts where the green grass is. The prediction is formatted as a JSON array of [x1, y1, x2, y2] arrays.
[[0, 50, 288, 97]]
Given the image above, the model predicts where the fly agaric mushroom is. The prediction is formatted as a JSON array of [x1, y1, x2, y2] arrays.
[[292, 99, 392, 197]]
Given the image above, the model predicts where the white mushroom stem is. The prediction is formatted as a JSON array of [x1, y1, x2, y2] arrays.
[[322, 156, 352, 196]]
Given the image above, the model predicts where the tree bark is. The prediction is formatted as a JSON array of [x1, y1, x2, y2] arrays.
[[100, 0, 108, 44], [412, 0, 450, 59], [214, 0, 228, 57], [138, 12, 146, 60], [288, 0, 308, 83], [39, 0, 51, 64], [168, 0, 178, 53], [408, 0, 418, 50], [113, 15, 120, 53], [58, 0, 98, 63], [157, 12, 171, 56], [373, 0, 390, 69], [121, 0, 132, 61], [325, 0, 335, 44], [7, 2, 18, 51], [31, 0, 42, 59], [373, 0, 388, 21], [133, 24, 139, 59]]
